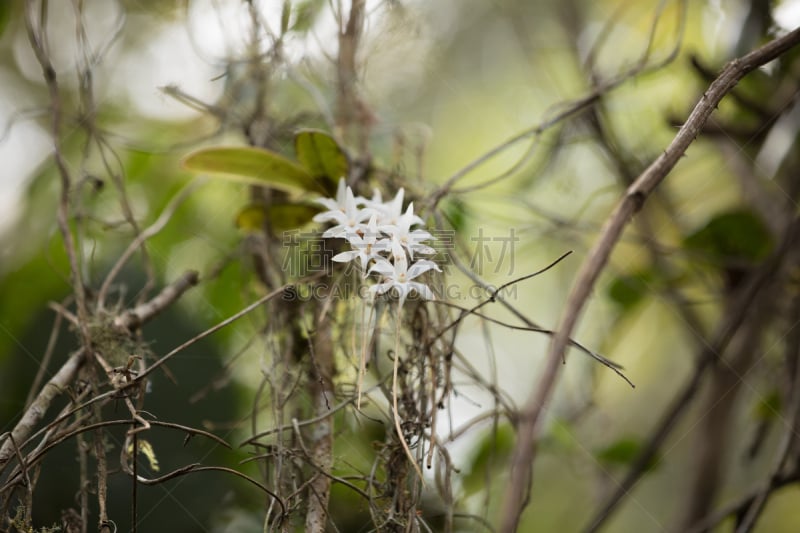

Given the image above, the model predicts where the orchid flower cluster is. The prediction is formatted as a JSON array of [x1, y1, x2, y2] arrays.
[[313, 179, 441, 307]]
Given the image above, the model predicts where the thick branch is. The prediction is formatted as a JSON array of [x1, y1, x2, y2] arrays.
[[0, 349, 86, 470], [499, 26, 800, 533]]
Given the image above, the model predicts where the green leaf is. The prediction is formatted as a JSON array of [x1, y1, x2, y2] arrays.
[[294, 130, 348, 194], [236, 202, 321, 233], [235, 204, 267, 232], [182, 146, 324, 194], [608, 270, 654, 311], [595, 438, 660, 472], [268, 204, 321, 232], [684, 208, 773, 265]]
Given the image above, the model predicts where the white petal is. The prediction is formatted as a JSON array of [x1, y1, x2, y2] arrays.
[[314, 198, 340, 211], [365, 213, 378, 233], [390, 239, 407, 261], [355, 208, 374, 223], [378, 223, 400, 235], [410, 229, 433, 241], [335, 178, 347, 204], [387, 188, 404, 212], [332, 250, 359, 262], [407, 259, 440, 279], [345, 186, 357, 211], [403, 203, 425, 226], [313, 211, 338, 223], [411, 244, 436, 255], [368, 258, 395, 276], [322, 226, 347, 238], [346, 234, 367, 247], [371, 239, 391, 252], [409, 281, 435, 300]]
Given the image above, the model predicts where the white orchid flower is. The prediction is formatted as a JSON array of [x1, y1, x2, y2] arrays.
[[332, 215, 390, 274], [316, 184, 372, 238], [368, 252, 441, 308], [314, 182, 441, 306]]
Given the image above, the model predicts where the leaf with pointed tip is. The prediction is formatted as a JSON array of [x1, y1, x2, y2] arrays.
[[294, 130, 348, 194], [182, 146, 324, 194]]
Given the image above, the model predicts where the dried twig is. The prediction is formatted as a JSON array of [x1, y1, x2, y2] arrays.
[[23, 0, 90, 343]]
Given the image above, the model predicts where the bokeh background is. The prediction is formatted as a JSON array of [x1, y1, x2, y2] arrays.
[[2, 0, 800, 531]]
